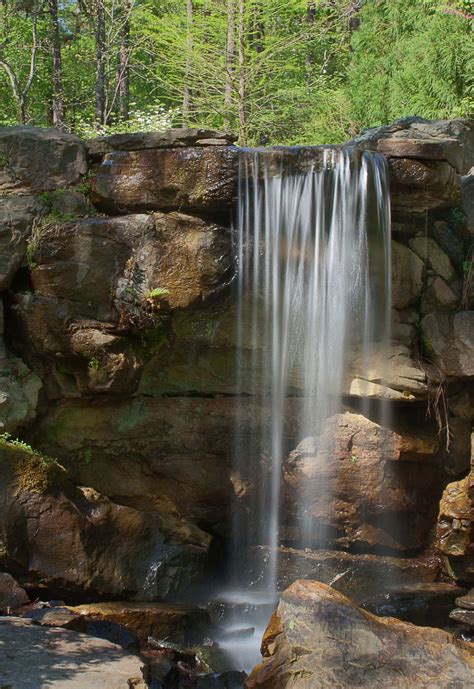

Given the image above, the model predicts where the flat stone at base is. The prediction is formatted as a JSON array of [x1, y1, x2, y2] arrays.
[[0, 617, 147, 688]]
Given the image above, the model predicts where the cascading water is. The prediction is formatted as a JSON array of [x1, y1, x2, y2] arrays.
[[219, 146, 391, 672]]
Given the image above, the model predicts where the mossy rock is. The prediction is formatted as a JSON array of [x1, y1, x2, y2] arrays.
[[0, 435, 66, 494]]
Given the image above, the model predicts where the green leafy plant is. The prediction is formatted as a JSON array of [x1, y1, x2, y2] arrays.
[[87, 357, 100, 371]]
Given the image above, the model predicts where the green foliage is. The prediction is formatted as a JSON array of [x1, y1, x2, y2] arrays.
[[0, 432, 66, 493], [144, 287, 170, 300], [0, 0, 471, 144], [348, 0, 473, 129]]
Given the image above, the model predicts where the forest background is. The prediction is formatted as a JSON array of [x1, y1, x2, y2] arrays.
[[0, 0, 472, 146]]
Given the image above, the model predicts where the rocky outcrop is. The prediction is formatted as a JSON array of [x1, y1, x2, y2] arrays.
[[422, 312, 474, 378], [280, 411, 448, 552], [0, 572, 29, 610], [91, 146, 238, 214], [0, 119, 472, 612], [0, 126, 87, 194], [246, 580, 474, 689], [436, 435, 474, 583], [0, 195, 47, 290], [0, 617, 147, 688], [0, 439, 209, 599]]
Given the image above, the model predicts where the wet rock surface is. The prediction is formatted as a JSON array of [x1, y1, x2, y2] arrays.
[[281, 411, 446, 552], [248, 546, 442, 600], [91, 146, 238, 214], [246, 580, 474, 689]]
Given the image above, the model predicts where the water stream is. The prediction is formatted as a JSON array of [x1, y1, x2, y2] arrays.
[[219, 146, 391, 671]]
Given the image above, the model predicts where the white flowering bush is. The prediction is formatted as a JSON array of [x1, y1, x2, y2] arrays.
[[75, 103, 179, 138]]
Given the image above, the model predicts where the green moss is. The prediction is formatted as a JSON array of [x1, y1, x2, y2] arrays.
[[0, 433, 66, 494], [421, 334, 436, 361]]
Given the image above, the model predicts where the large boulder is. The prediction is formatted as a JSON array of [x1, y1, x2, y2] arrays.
[[0, 126, 87, 194], [0, 617, 147, 688], [0, 195, 47, 289], [391, 240, 424, 308], [246, 580, 474, 689], [280, 411, 448, 552], [388, 156, 460, 213], [91, 146, 238, 214], [422, 311, 474, 378], [11, 212, 232, 396], [0, 439, 210, 599], [353, 117, 474, 174], [0, 572, 28, 611]]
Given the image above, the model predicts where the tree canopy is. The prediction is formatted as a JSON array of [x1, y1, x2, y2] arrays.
[[0, 0, 472, 144]]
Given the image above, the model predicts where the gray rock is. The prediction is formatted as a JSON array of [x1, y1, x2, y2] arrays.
[[392, 240, 424, 308], [86, 127, 237, 158], [377, 137, 464, 173], [456, 588, 474, 610], [50, 189, 91, 218], [421, 311, 474, 377], [0, 126, 87, 194], [0, 194, 47, 289], [450, 608, 474, 627], [0, 572, 28, 610], [462, 175, 474, 238], [408, 236, 455, 282], [0, 616, 147, 688], [0, 354, 42, 432], [352, 117, 474, 174]]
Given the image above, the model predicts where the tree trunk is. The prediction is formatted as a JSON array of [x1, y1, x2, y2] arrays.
[[306, 1, 316, 67], [182, 0, 193, 126], [95, 0, 106, 126], [116, 3, 130, 121], [224, 0, 235, 129], [237, 0, 246, 144], [48, 0, 65, 128]]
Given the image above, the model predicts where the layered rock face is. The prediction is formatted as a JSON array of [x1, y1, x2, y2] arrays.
[[0, 119, 473, 603], [246, 580, 474, 688]]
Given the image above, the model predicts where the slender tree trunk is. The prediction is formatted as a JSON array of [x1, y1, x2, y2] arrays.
[[182, 0, 193, 126], [116, 2, 130, 121], [306, 1, 316, 67], [48, 0, 65, 128], [0, 10, 39, 125], [95, 0, 106, 126], [224, 0, 235, 130], [237, 0, 246, 144]]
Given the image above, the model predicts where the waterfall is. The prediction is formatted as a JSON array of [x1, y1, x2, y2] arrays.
[[232, 146, 392, 593]]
